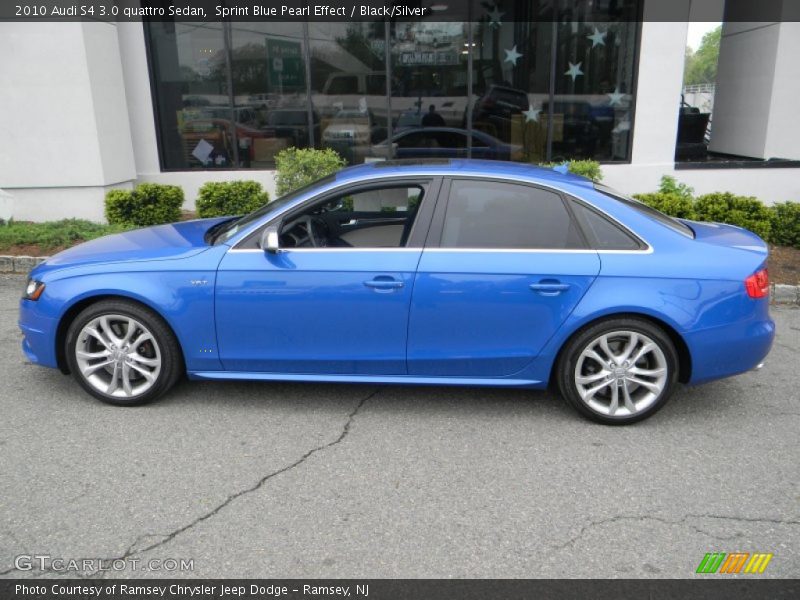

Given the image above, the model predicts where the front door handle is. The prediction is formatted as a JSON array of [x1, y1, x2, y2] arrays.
[[364, 277, 405, 291], [530, 281, 571, 296]]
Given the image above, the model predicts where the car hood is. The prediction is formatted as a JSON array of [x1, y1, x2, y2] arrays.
[[684, 220, 768, 255], [33, 218, 230, 275]]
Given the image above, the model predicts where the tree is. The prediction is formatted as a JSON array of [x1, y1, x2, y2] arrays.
[[684, 26, 721, 86]]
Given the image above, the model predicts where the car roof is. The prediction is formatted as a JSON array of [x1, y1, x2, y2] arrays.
[[334, 159, 594, 189]]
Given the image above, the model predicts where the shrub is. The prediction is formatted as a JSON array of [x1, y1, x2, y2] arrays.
[[769, 201, 800, 248], [694, 192, 772, 241], [274, 147, 347, 197], [540, 159, 603, 182], [565, 159, 603, 182], [633, 192, 697, 220], [196, 180, 269, 218], [657, 175, 694, 201], [105, 183, 183, 227]]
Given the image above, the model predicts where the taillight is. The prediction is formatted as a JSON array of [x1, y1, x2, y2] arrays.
[[745, 268, 769, 299]]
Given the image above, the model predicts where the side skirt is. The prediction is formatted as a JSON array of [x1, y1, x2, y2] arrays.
[[188, 371, 545, 388]]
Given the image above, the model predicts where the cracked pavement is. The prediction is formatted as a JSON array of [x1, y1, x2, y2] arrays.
[[0, 273, 797, 578]]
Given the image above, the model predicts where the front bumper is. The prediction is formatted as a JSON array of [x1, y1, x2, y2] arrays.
[[18, 298, 59, 369]]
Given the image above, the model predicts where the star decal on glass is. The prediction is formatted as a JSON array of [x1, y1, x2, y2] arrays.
[[487, 5, 504, 28], [523, 107, 541, 122], [504, 45, 523, 66], [565, 61, 583, 81], [612, 120, 631, 134], [607, 87, 625, 106], [587, 27, 607, 48]]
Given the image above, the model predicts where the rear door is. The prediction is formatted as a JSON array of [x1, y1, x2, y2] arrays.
[[407, 178, 600, 377]]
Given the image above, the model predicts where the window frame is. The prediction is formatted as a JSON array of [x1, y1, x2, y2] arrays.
[[565, 193, 648, 251], [234, 176, 444, 250], [426, 177, 592, 251], [143, 16, 643, 172]]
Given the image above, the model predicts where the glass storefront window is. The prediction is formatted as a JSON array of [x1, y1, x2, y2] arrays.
[[147, 22, 229, 169], [145, 2, 640, 171], [309, 22, 387, 165], [229, 22, 309, 168]]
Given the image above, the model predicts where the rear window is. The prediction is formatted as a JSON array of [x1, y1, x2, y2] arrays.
[[595, 184, 695, 238]]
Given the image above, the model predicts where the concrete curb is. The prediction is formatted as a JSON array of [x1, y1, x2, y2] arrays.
[[1, 254, 799, 305]]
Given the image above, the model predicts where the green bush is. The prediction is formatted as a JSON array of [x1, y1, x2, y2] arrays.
[[541, 159, 603, 182], [633, 192, 697, 220], [0, 219, 130, 252], [195, 180, 269, 218], [769, 201, 800, 248], [694, 192, 772, 241], [274, 147, 347, 197], [565, 159, 603, 182], [105, 183, 183, 227], [657, 175, 694, 200]]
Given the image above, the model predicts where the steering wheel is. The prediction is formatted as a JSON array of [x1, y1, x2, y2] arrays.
[[284, 215, 323, 247]]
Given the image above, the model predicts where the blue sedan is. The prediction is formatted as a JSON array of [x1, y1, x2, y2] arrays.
[[19, 160, 774, 424]]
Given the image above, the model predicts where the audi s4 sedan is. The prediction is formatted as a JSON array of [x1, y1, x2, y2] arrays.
[[19, 160, 774, 424]]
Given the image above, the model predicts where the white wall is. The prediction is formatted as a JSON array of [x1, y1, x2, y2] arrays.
[[0, 22, 137, 220], [602, 164, 799, 204], [629, 19, 690, 168]]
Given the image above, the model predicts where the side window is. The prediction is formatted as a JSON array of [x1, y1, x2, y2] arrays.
[[280, 185, 426, 249], [396, 132, 433, 148], [440, 180, 585, 250], [326, 76, 358, 95], [570, 201, 643, 250]]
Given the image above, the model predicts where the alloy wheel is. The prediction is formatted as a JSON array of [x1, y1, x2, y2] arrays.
[[574, 330, 668, 417], [74, 314, 162, 399]]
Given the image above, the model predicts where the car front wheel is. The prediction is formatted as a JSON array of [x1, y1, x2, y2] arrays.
[[65, 299, 182, 406], [557, 318, 679, 424]]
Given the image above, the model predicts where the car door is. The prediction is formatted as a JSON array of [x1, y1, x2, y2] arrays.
[[215, 178, 441, 375], [407, 178, 600, 377]]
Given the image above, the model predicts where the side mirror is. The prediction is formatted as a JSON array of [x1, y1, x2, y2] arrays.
[[260, 224, 281, 254]]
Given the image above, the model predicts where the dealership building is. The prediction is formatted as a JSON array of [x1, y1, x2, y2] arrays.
[[1, 0, 799, 222]]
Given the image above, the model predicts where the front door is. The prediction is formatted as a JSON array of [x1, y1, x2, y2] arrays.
[[215, 180, 437, 374], [407, 178, 601, 377]]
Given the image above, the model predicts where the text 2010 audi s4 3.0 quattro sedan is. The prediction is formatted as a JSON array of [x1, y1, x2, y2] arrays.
[[19, 160, 775, 424]]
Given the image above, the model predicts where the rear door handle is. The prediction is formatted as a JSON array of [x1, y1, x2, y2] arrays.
[[530, 282, 571, 296], [364, 277, 405, 291]]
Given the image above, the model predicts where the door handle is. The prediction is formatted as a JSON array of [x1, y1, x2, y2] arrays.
[[530, 282, 571, 296], [364, 277, 405, 291]]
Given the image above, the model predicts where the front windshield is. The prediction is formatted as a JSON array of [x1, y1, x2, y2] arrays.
[[211, 174, 337, 245]]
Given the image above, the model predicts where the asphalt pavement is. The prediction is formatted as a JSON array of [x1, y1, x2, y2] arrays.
[[0, 273, 797, 578]]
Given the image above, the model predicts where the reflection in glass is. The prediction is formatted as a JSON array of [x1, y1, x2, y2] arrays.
[[310, 22, 387, 165], [145, 2, 640, 170], [147, 23, 230, 169], [230, 22, 309, 168]]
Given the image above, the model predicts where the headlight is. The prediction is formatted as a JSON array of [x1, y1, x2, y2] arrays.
[[23, 279, 45, 301]]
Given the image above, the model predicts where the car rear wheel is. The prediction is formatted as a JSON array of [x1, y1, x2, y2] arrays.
[[65, 299, 182, 406], [557, 318, 678, 424]]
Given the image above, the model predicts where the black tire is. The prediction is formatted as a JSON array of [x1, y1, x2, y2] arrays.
[[65, 299, 183, 406], [556, 317, 679, 425]]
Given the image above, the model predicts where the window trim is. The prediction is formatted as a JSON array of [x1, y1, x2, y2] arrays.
[[565, 194, 647, 251], [427, 176, 591, 252], [232, 176, 443, 251]]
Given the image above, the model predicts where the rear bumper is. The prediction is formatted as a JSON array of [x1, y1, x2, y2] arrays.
[[685, 316, 775, 385]]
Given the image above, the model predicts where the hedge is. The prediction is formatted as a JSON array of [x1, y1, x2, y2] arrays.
[[274, 147, 347, 197], [632, 176, 798, 248], [541, 159, 604, 182], [196, 180, 269, 218], [105, 183, 183, 227], [693, 192, 772, 241]]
